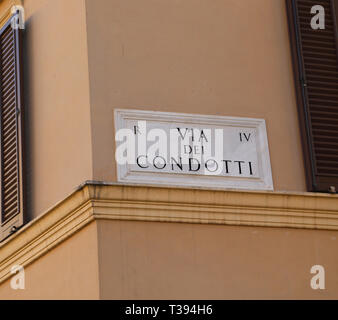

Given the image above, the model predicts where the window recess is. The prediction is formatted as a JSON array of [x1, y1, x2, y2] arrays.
[[286, 0, 338, 193], [0, 11, 25, 241]]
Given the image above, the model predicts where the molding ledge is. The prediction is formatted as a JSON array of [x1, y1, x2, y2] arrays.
[[0, 182, 338, 284]]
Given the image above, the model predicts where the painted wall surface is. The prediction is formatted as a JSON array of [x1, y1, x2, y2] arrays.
[[0, 222, 100, 300], [0, 0, 335, 301], [23, 0, 93, 220], [1, 218, 336, 300], [85, 0, 306, 192], [12, 0, 309, 221], [97, 220, 338, 299]]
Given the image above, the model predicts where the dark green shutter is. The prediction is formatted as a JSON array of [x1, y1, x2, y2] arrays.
[[286, 0, 338, 192], [0, 14, 24, 240]]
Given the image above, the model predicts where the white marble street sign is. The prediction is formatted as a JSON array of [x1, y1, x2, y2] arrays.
[[114, 109, 273, 191]]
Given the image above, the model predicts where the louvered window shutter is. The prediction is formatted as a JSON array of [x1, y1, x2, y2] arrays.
[[0, 14, 24, 240], [286, 0, 338, 192]]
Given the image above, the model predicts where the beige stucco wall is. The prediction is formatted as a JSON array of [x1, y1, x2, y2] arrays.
[[85, 0, 306, 192], [0, 0, 333, 300], [6, 0, 309, 222], [0, 221, 100, 299], [2, 218, 338, 299], [23, 0, 93, 220], [97, 219, 338, 299], [0, 183, 336, 300]]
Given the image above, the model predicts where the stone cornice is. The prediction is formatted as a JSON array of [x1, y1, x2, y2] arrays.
[[0, 182, 338, 284]]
